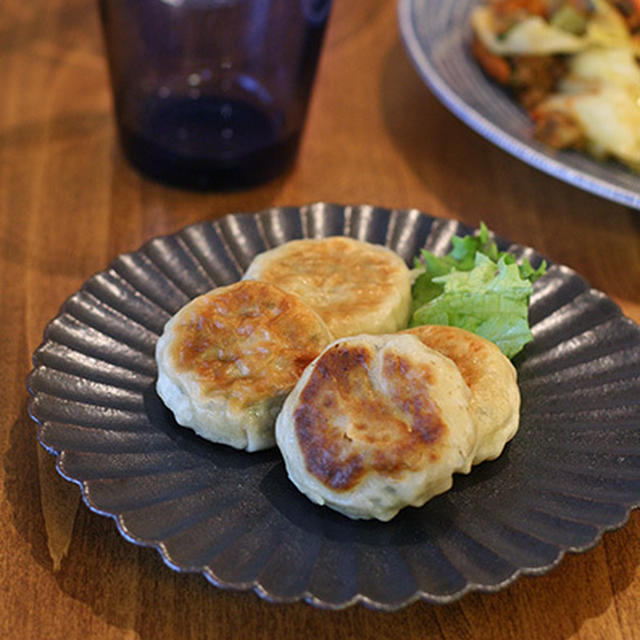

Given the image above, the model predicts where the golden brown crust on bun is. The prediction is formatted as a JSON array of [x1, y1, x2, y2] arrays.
[[242, 237, 412, 338], [156, 280, 333, 451], [404, 325, 520, 464], [276, 333, 476, 521]]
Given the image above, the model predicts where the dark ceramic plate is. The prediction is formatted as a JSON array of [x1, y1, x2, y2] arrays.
[[398, 0, 640, 210], [27, 204, 640, 610]]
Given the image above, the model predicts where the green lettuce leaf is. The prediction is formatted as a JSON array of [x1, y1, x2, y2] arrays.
[[410, 226, 546, 358]]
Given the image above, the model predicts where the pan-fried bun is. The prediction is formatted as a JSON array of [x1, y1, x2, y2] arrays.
[[404, 325, 520, 464], [275, 333, 476, 521], [155, 280, 333, 452], [242, 237, 411, 338]]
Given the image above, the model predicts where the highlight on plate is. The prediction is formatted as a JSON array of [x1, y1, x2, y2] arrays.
[[471, 0, 640, 170], [155, 230, 546, 521]]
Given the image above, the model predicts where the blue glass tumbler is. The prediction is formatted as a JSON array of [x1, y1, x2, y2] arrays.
[[99, 0, 332, 189]]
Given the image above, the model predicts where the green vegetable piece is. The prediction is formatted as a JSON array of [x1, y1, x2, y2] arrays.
[[410, 226, 546, 359], [551, 5, 588, 35]]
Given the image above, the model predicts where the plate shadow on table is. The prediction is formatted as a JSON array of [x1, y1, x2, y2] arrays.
[[4, 401, 60, 570]]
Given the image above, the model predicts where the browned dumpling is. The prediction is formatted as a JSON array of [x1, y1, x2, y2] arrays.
[[242, 237, 412, 339], [275, 333, 476, 521], [404, 325, 520, 465], [155, 280, 333, 452]]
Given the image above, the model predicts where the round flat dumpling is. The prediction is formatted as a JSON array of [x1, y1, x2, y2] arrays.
[[275, 333, 476, 521], [155, 280, 333, 452], [404, 325, 520, 465], [242, 237, 411, 339]]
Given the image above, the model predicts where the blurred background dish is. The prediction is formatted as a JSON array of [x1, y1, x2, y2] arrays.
[[398, 0, 640, 210]]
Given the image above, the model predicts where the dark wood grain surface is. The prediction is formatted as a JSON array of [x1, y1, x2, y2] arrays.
[[2, 1, 639, 638]]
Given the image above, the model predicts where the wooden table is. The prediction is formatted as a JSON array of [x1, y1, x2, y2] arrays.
[[2, 0, 639, 638]]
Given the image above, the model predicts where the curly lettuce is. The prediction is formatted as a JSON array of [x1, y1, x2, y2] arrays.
[[410, 224, 547, 358]]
